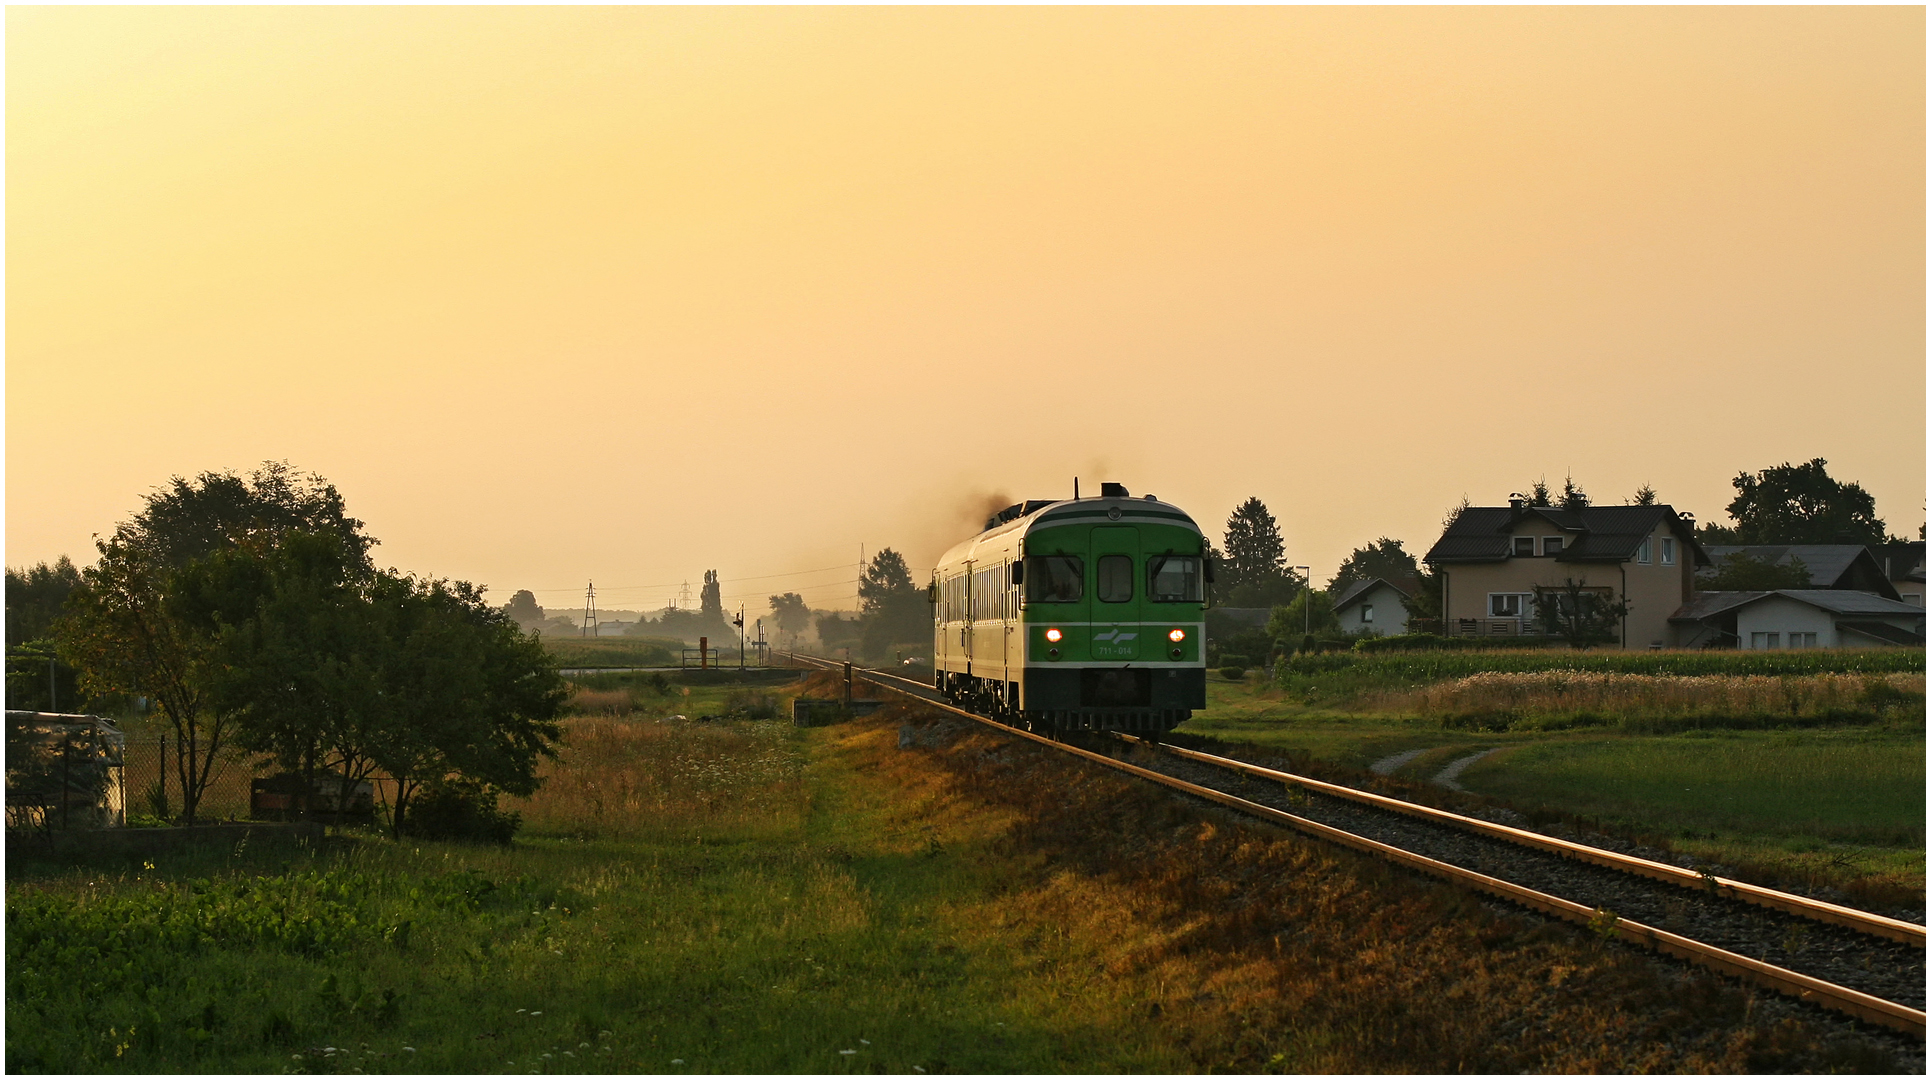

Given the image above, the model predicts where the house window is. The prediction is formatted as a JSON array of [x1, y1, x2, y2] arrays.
[[1513, 536, 1535, 557], [1635, 538, 1652, 564], [1789, 632, 1818, 648], [1541, 536, 1564, 556], [1361, 604, 1374, 623], [1750, 631, 1782, 649], [1660, 538, 1675, 566], [1489, 593, 1526, 618], [1906, 593, 1922, 607]]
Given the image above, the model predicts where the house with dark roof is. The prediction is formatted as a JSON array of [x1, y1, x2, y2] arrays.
[[1422, 500, 1708, 649], [1874, 540, 1926, 608], [1698, 545, 1899, 599], [1330, 577, 1415, 636], [1669, 590, 1925, 649]]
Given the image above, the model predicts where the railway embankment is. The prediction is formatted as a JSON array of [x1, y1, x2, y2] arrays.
[[7, 667, 1919, 1071]]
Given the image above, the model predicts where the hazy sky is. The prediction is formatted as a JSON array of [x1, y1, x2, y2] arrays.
[[9, 7, 1924, 617]]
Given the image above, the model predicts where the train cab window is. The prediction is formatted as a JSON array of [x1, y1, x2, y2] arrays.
[[1147, 556, 1202, 602], [1097, 555, 1134, 603], [1024, 556, 1085, 603]]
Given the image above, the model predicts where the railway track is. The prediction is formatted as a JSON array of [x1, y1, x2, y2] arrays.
[[783, 653, 1927, 1039]]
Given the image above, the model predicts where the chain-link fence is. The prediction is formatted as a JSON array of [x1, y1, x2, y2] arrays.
[[119, 736, 282, 823]]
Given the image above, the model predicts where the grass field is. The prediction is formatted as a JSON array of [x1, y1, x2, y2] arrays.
[[539, 635, 684, 669], [5, 671, 1915, 1072], [1180, 671, 1926, 905], [1278, 647, 1926, 702]]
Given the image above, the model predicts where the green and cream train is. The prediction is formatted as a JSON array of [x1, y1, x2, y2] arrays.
[[929, 482, 1209, 734]]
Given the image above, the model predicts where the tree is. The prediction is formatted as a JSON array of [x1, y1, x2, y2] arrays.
[[858, 549, 916, 612], [700, 570, 724, 623], [5, 641, 81, 713], [1629, 483, 1658, 507], [1525, 479, 1552, 507], [7, 557, 82, 648], [122, 461, 374, 569], [1532, 579, 1629, 649], [502, 590, 543, 627], [374, 575, 566, 839], [1222, 498, 1297, 607], [1700, 458, 1889, 546], [179, 533, 566, 835], [858, 549, 926, 661], [1559, 473, 1589, 512], [1266, 591, 1339, 643], [55, 463, 377, 823], [768, 593, 811, 647], [816, 611, 861, 652], [60, 542, 229, 824], [1328, 538, 1418, 595], [175, 530, 382, 825], [695, 569, 734, 642], [1701, 552, 1812, 591], [1403, 563, 1446, 621], [7, 558, 88, 712]]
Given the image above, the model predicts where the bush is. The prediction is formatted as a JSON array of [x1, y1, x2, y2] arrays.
[[724, 690, 779, 720], [401, 778, 521, 845], [1355, 633, 1567, 653], [1219, 666, 1247, 681], [1218, 654, 1250, 669]]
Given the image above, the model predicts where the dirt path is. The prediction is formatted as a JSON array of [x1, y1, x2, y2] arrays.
[[1368, 747, 1432, 776], [1431, 748, 1500, 791]]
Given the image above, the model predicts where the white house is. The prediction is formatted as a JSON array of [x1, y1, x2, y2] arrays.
[[1331, 577, 1413, 636], [1669, 590, 1925, 649]]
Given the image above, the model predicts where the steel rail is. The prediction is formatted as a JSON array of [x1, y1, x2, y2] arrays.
[[1113, 735, 1927, 948], [781, 654, 1926, 1038]]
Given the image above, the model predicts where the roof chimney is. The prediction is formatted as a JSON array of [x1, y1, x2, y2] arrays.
[[1508, 495, 1525, 511]]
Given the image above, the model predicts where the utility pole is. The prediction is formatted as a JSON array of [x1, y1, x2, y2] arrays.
[[1294, 566, 1312, 636], [856, 544, 865, 614], [582, 581, 598, 637]]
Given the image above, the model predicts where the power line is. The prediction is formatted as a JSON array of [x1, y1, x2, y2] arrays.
[[520, 562, 857, 595]]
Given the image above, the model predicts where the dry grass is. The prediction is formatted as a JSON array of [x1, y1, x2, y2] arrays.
[[508, 716, 803, 841], [565, 686, 640, 717], [1376, 670, 1924, 729], [852, 699, 1910, 1073]]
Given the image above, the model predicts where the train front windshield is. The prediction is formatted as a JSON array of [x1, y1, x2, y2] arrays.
[[1025, 556, 1085, 603], [1147, 556, 1202, 602]]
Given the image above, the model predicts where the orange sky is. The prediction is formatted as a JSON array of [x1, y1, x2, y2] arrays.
[[8, 7, 1924, 616]]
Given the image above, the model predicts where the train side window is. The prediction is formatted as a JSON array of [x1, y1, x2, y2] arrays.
[[1024, 556, 1084, 603], [1147, 556, 1202, 602], [1097, 555, 1133, 603]]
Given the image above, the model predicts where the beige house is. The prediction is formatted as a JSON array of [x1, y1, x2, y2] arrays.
[[1423, 501, 1707, 649]]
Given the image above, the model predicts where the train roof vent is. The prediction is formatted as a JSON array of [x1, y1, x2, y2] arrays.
[[984, 499, 1057, 532], [1100, 482, 1130, 498]]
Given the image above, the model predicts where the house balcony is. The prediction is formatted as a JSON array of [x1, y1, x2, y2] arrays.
[[1449, 617, 1531, 637]]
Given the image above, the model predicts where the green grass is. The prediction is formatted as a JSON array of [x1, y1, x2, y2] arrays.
[[1461, 729, 1920, 841], [1177, 677, 1926, 901], [9, 678, 1917, 1073], [5, 708, 1216, 1073], [541, 635, 683, 669]]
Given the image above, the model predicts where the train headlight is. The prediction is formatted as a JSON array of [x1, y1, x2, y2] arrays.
[[1045, 628, 1063, 643], [1168, 628, 1186, 642]]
